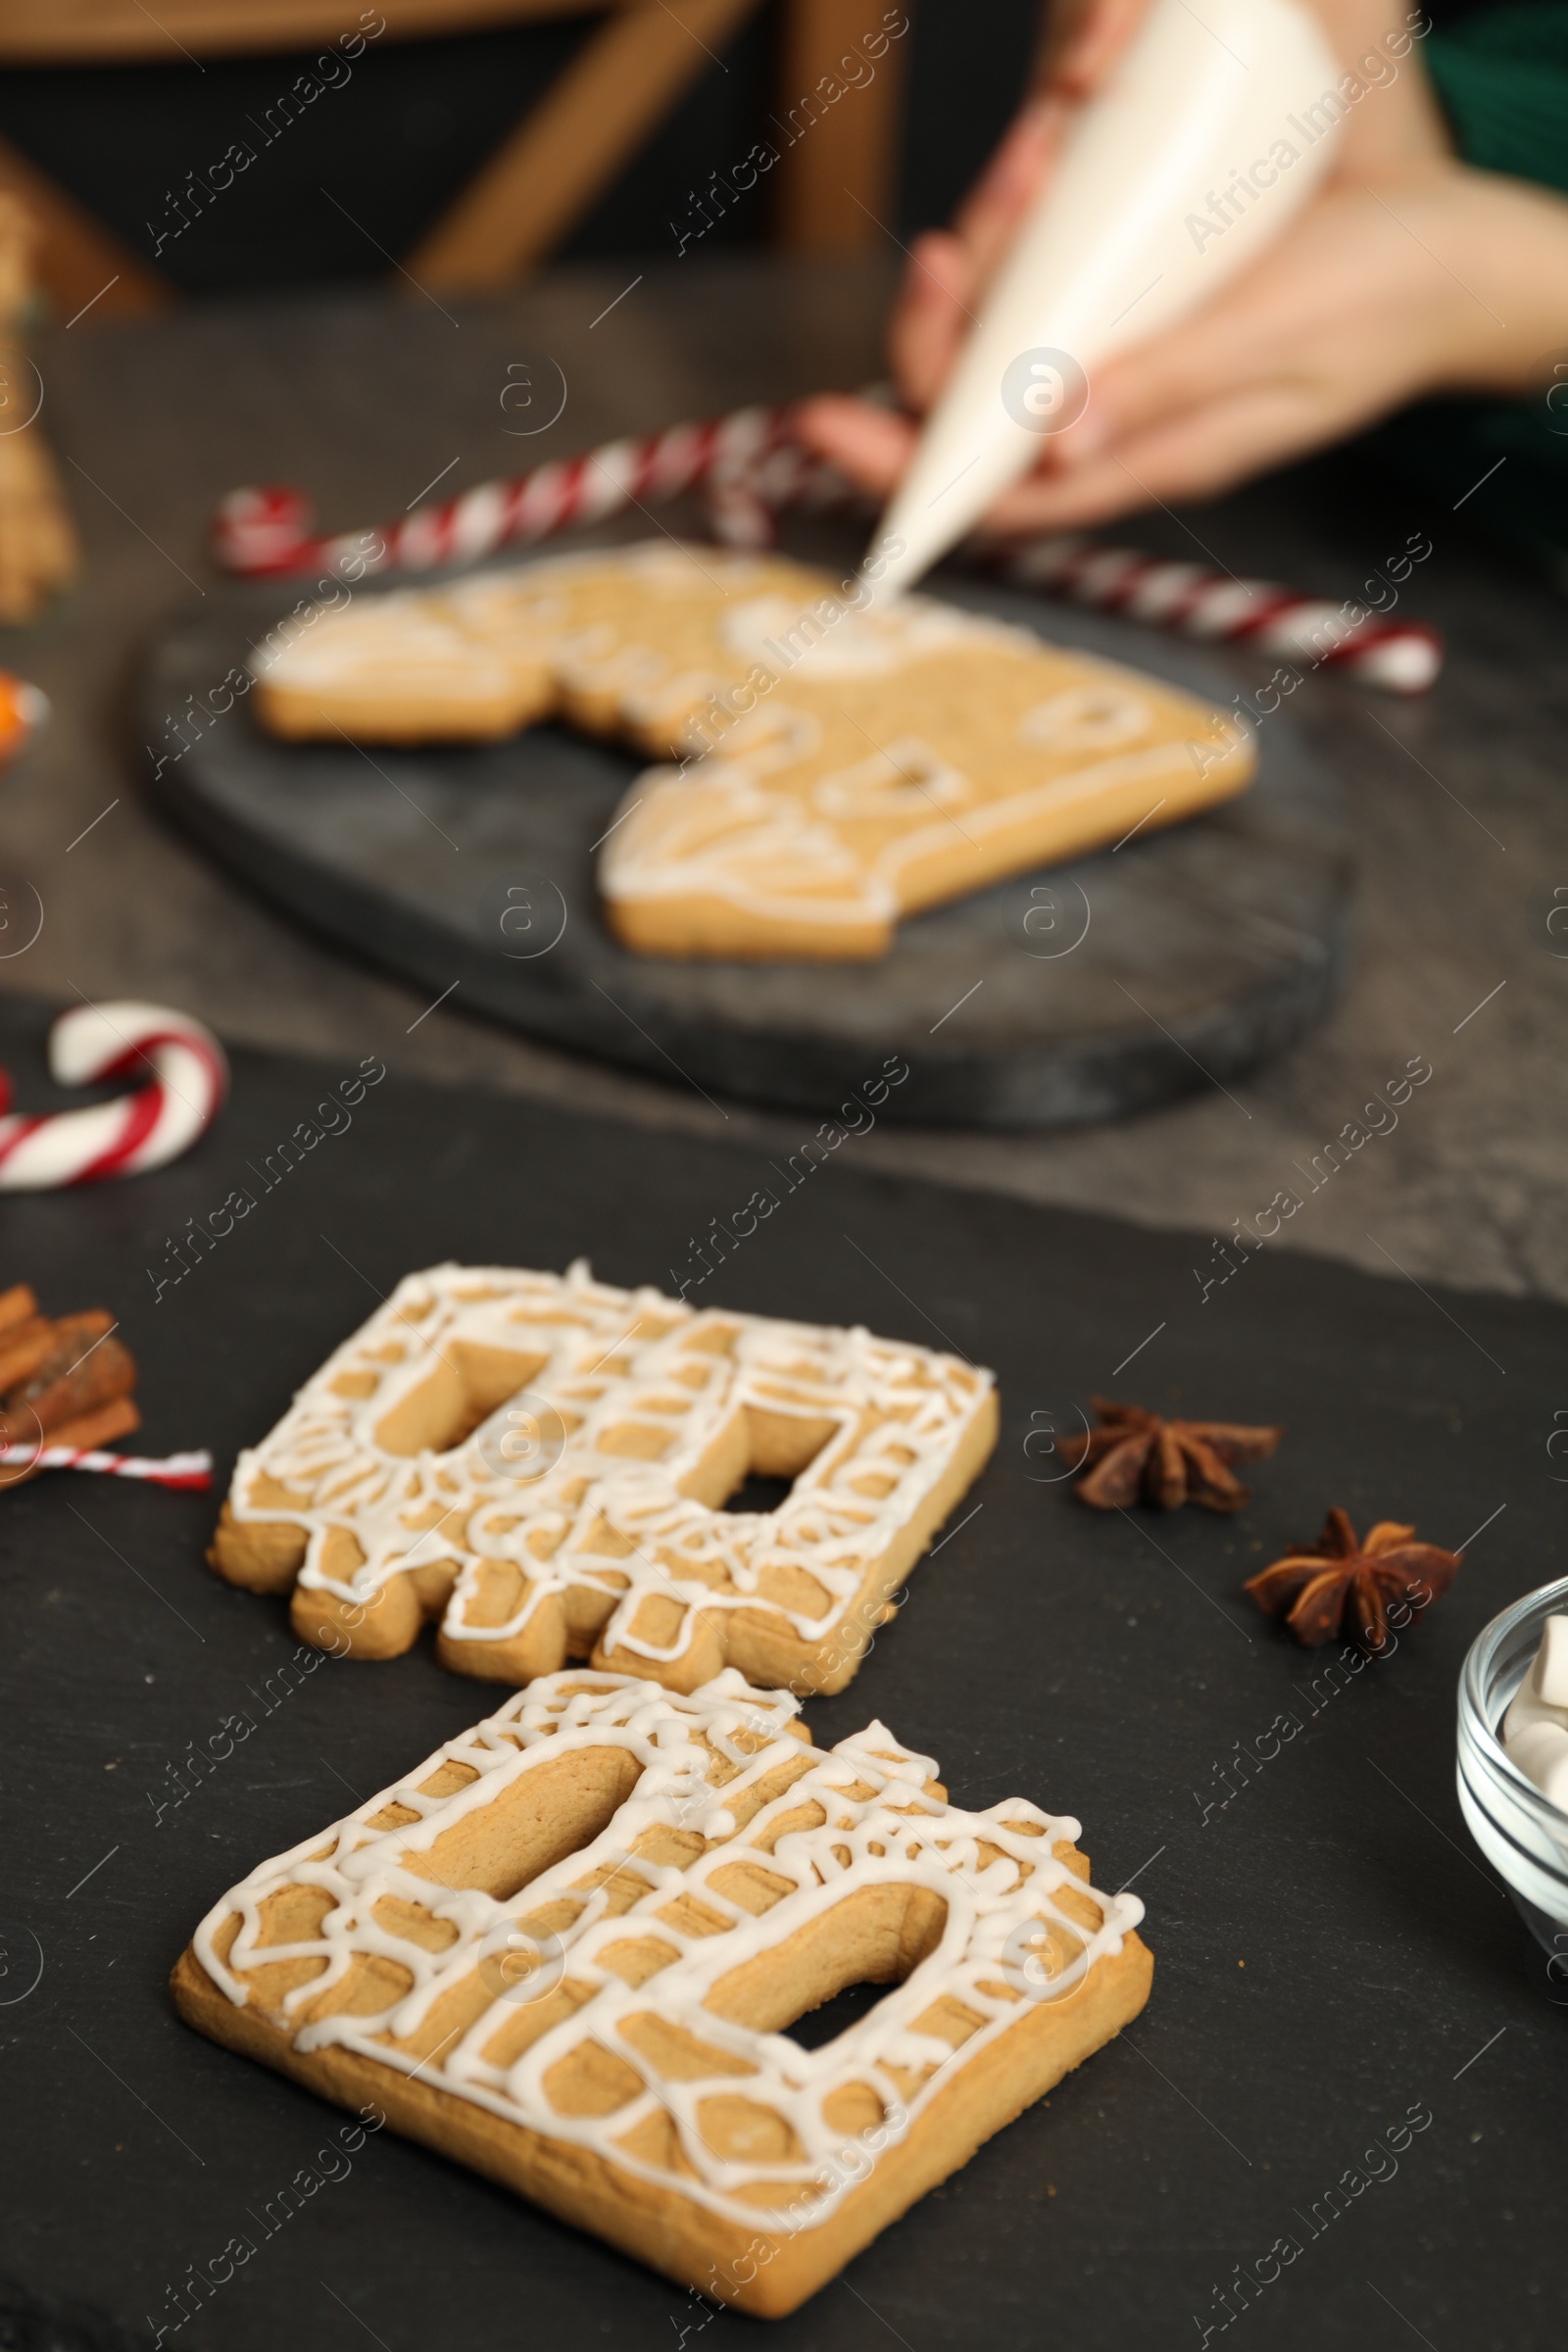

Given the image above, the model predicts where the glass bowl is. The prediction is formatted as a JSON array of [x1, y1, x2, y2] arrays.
[[1458, 1573, 1568, 1954]]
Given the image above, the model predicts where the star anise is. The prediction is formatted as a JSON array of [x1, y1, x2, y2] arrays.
[[1058, 1396, 1281, 1512], [1243, 1507, 1461, 1647]]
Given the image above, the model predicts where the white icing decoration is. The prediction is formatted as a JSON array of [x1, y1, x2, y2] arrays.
[[226, 1260, 994, 1674], [251, 593, 508, 689], [192, 1669, 1144, 2228], [238, 539, 1240, 937], [249, 544, 775, 695], [604, 743, 1211, 925], [606, 771, 872, 927], [811, 740, 971, 820], [710, 705, 824, 773], [1018, 686, 1152, 753], [718, 594, 1025, 681]]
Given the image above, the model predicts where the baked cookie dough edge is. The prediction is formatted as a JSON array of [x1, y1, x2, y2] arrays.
[[170, 1927, 1151, 2319], [207, 1348, 1002, 1701]]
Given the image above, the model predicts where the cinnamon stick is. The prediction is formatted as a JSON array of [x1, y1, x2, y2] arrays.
[[1, 1312, 136, 1436]]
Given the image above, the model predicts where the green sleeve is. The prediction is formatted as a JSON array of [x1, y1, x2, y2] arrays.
[[1424, 5, 1568, 195], [1363, 11, 1568, 570]]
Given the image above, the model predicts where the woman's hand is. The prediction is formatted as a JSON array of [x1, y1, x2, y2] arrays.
[[794, 0, 1568, 532]]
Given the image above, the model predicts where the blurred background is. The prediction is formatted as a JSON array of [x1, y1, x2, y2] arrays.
[[0, 0, 1558, 1300], [0, 0, 1494, 310], [0, 0, 1045, 308]]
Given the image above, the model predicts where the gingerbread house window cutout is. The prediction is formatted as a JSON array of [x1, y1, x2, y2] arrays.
[[173, 1671, 1151, 2316], [209, 1261, 998, 1695]]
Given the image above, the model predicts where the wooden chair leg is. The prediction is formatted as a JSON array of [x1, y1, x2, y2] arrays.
[[0, 138, 172, 319], [407, 0, 763, 293], [0, 194, 79, 620], [771, 0, 909, 253]]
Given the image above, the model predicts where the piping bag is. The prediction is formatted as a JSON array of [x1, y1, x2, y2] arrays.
[[864, 0, 1345, 597]]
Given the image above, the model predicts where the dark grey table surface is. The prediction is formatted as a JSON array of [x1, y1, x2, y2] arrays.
[[3, 999, 1565, 2352], [2, 261, 1567, 2352], [3, 253, 1565, 1299]]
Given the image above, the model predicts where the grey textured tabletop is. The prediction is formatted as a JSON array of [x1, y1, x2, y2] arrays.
[[4, 254, 1564, 1298]]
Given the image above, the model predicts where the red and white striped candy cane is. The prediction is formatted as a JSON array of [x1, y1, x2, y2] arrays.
[[983, 534, 1443, 695], [0, 1444, 213, 1490], [0, 1002, 227, 1192], [212, 407, 796, 578], [212, 402, 1442, 694]]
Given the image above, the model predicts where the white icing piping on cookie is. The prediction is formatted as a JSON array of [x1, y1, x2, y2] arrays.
[[227, 1260, 993, 1670], [251, 545, 1034, 698], [244, 539, 1244, 936], [193, 1670, 1144, 2229], [601, 740, 1206, 923], [717, 593, 1033, 680]]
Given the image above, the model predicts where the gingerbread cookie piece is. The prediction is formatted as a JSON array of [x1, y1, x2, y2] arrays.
[[597, 570, 1255, 958], [251, 544, 824, 750], [251, 543, 1253, 959], [208, 1261, 996, 1695], [172, 1669, 1151, 2316]]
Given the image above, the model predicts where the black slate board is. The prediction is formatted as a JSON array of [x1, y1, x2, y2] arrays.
[[2, 994, 1562, 2352], [144, 561, 1352, 1129]]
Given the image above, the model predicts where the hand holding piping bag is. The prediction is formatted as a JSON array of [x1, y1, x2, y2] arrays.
[[796, 0, 1568, 537]]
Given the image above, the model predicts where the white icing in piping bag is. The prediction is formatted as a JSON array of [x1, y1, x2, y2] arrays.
[[867, 0, 1345, 597]]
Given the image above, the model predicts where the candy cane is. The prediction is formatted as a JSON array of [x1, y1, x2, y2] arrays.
[[212, 402, 1443, 693], [211, 407, 794, 579], [0, 1444, 213, 1490], [982, 533, 1443, 695], [0, 1002, 227, 1191]]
